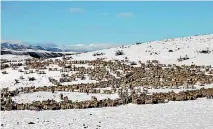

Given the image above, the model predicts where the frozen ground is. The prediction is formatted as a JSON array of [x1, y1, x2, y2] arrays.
[[1, 98, 213, 129]]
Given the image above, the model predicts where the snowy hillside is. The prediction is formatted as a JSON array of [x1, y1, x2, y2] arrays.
[[72, 34, 213, 65], [1, 98, 213, 129], [1, 34, 213, 129]]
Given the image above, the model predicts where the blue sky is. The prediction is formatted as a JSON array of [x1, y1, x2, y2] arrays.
[[1, 1, 213, 51]]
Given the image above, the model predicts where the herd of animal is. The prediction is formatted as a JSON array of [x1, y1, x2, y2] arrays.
[[1, 57, 213, 111]]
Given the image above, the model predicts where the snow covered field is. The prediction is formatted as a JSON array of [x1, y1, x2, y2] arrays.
[[0, 67, 54, 90], [1, 54, 32, 60], [1, 34, 213, 129], [1, 98, 213, 129], [12, 91, 119, 103], [0, 66, 96, 91]]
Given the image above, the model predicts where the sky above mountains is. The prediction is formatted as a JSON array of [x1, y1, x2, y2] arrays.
[[2, 1, 213, 51]]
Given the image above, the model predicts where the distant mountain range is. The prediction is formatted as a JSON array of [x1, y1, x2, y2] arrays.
[[1, 42, 72, 52], [1, 42, 77, 59]]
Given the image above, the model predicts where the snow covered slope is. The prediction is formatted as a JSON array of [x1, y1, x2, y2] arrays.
[[72, 34, 213, 65]]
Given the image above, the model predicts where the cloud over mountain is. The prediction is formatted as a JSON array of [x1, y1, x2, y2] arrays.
[[1, 40, 25, 44], [63, 43, 121, 52]]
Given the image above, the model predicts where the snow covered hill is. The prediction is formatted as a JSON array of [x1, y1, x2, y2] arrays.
[[72, 34, 213, 65]]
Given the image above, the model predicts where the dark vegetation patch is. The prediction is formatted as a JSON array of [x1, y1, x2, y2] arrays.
[[130, 61, 137, 65], [28, 122, 35, 124], [29, 77, 36, 81], [168, 49, 173, 52], [177, 55, 190, 62], [199, 50, 211, 54], [93, 52, 105, 56], [136, 42, 142, 45], [115, 50, 124, 56]]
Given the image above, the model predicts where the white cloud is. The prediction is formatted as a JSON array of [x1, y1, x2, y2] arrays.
[[36, 42, 58, 48], [63, 43, 121, 52], [117, 12, 135, 18], [69, 8, 86, 13], [1, 40, 25, 44], [75, 44, 84, 46]]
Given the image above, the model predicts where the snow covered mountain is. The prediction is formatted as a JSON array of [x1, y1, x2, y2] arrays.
[[1, 42, 31, 50], [1, 42, 68, 52], [1, 42, 76, 58]]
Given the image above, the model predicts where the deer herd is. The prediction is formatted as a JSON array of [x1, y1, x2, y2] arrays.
[[1, 56, 213, 111]]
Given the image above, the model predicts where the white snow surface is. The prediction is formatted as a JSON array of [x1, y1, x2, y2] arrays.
[[1, 98, 213, 129]]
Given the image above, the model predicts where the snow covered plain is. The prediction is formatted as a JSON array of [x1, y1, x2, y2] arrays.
[[1, 34, 213, 129], [1, 98, 213, 129]]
